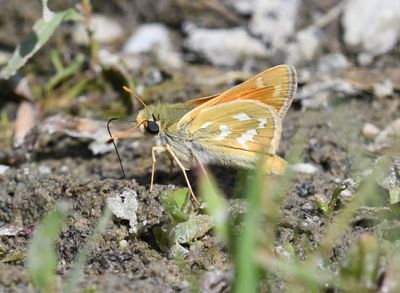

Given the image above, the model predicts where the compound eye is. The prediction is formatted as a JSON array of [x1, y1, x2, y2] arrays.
[[146, 120, 159, 134]]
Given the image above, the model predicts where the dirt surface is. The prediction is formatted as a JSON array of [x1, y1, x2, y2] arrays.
[[0, 0, 400, 292]]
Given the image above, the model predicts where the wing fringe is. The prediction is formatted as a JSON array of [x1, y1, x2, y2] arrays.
[[265, 155, 287, 175]]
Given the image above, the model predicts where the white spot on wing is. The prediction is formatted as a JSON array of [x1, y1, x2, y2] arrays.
[[233, 113, 251, 121], [258, 118, 267, 128], [237, 129, 257, 149], [216, 125, 231, 141], [200, 121, 213, 129]]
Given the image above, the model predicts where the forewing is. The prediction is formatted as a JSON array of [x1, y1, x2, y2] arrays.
[[178, 65, 296, 128], [186, 100, 282, 156], [186, 93, 220, 107]]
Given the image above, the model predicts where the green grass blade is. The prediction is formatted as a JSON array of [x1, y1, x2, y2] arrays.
[[199, 172, 229, 243], [233, 159, 264, 293], [27, 203, 69, 293]]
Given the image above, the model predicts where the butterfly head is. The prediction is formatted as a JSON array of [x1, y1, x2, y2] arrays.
[[136, 108, 161, 136]]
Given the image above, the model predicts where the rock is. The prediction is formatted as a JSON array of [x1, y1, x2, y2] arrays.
[[201, 270, 230, 293], [286, 27, 323, 65], [342, 0, 400, 56], [248, 0, 301, 48], [357, 53, 374, 67], [291, 163, 319, 174], [107, 190, 139, 234], [39, 114, 119, 155], [343, 67, 400, 92], [318, 53, 350, 75], [119, 239, 128, 249], [301, 202, 314, 212], [123, 23, 182, 68], [184, 26, 268, 66], [38, 164, 52, 175], [340, 189, 353, 198], [0, 50, 11, 66], [362, 123, 380, 140], [373, 79, 394, 98], [223, 0, 253, 15], [73, 14, 124, 45], [300, 91, 329, 110], [296, 78, 356, 110], [374, 156, 400, 204], [0, 164, 10, 175], [373, 118, 400, 150]]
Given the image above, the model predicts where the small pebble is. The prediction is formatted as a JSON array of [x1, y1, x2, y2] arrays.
[[60, 165, 69, 173], [357, 52, 373, 66], [0, 164, 10, 175], [362, 122, 380, 140], [340, 189, 353, 197], [73, 14, 124, 45], [301, 203, 314, 212], [297, 182, 314, 197], [373, 79, 393, 98], [286, 27, 323, 65], [184, 26, 267, 66], [123, 23, 182, 68], [292, 163, 319, 174], [38, 165, 51, 175], [119, 239, 128, 249]]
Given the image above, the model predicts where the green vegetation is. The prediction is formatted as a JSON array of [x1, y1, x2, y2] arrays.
[[27, 203, 111, 293]]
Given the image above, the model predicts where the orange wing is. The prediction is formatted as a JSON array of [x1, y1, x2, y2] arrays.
[[187, 100, 282, 155], [186, 93, 221, 107], [179, 65, 296, 128]]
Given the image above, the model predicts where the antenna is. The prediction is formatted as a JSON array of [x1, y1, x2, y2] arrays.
[[123, 86, 147, 108], [107, 118, 127, 179]]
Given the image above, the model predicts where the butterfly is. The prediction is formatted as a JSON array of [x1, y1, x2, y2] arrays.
[[108, 65, 297, 204]]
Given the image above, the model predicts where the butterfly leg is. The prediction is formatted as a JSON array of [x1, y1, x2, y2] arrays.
[[164, 144, 200, 205], [167, 153, 175, 178], [150, 145, 166, 192]]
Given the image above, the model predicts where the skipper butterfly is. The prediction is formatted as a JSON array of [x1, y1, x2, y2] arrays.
[[108, 65, 297, 204]]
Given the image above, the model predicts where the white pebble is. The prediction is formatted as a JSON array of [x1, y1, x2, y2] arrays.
[[362, 123, 380, 140], [340, 189, 353, 197], [184, 26, 267, 66], [73, 14, 124, 45], [0, 164, 10, 175], [119, 239, 128, 249], [342, 0, 400, 56], [123, 23, 182, 68], [107, 190, 139, 234], [291, 163, 319, 174], [38, 165, 51, 175], [373, 79, 394, 98]]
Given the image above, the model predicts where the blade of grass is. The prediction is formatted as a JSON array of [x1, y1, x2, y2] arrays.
[[257, 251, 365, 291], [233, 158, 264, 293], [319, 179, 376, 259], [27, 202, 69, 293], [199, 170, 230, 243], [47, 54, 85, 91], [50, 49, 64, 72]]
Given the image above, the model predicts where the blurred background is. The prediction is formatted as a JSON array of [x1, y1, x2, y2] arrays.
[[0, 0, 399, 147], [0, 0, 399, 292]]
